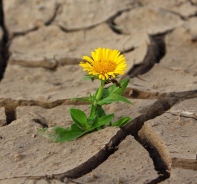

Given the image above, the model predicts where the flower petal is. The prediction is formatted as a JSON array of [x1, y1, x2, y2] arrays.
[[82, 56, 94, 64]]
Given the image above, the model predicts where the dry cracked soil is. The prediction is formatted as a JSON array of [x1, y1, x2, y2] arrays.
[[0, 0, 197, 184]]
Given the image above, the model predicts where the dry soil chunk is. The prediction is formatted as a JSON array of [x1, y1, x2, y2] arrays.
[[139, 0, 197, 18], [0, 178, 64, 184], [139, 98, 197, 161], [184, 17, 197, 41], [129, 64, 197, 93], [0, 118, 119, 179], [0, 63, 153, 108], [162, 168, 197, 184], [74, 136, 158, 184], [4, 0, 58, 34], [0, 107, 6, 127], [191, 0, 197, 4], [160, 26, 197, 72], [114, 7, 182, 35], [0, 64, 100, 104], [16, 105, 90, 128], [123, 43, 148, 72], [9, 24, 137, 68], [54, 0, 135, 30]]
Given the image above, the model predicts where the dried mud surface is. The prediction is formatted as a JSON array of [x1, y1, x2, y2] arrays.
[[0, 0, 197, 184]]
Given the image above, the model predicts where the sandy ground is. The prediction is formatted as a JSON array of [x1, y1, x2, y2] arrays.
[[0, 0, 197, 183]]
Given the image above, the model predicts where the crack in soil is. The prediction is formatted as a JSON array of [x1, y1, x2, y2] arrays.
[[0, 89, 195, 126], [58, 2, 137, 33], [0, 98, 89, 125], [172, 157, 197, 170], [45, 3, 60, 26], [137, 124, 171, 183], [160, 1, 197, 20], [140, 142, 171, 184], [0, 88, 174, 127], [160, 8, 186, 20], [32, 118, 48, 128], [0, 98, 89, 109], [0, 86, 173, 111], [12, 3, 60, 37], [0, 0, 9, 81], [0, 87, 165, 114], [4, 104, 16, 125], [126, 33, 166, 78], [106, 8, 133, 35], [124, 87, 166, 99], [106, 1, 141, 35]]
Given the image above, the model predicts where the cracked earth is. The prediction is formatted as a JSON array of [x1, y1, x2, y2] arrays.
[[0, 0, 197, 183]]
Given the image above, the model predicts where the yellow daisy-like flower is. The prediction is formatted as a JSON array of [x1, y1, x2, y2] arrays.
[[79, 48, 127, 80]]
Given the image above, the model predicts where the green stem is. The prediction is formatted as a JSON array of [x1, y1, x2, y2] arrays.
[[90, 80, 105, 118], [95, 80, 105, 101]]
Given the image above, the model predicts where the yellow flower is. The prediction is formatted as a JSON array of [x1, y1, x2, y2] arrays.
[[79, 48, 127, 80]]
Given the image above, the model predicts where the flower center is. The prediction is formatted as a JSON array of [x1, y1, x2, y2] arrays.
[[94, 60, 116, 74]]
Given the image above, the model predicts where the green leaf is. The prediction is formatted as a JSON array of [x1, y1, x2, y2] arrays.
[[54, 113, 114, 142], [38, 127, 60, 141], [97, 93, 133, 105], [38, 124, 86, 142], [102, 78, 130, 98], [112, 116, 131, 127], [69, 108, 88, 130], [91, 113, 114, 129], [97, 105, 106, 117], [53, 124, 86, 142], [38, 114, 114, 142]]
